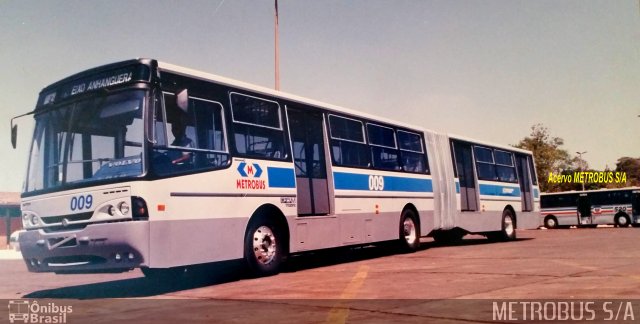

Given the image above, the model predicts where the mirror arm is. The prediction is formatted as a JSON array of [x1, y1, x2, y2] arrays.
[[10, 110, 35, 149]]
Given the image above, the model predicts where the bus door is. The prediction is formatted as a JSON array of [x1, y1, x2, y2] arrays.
[[577, 193, 592, 224], [632, 191, 640, 217], [452, 141, 478, 211], [515, 154, 534, 211], [287, 108, 330, 215]]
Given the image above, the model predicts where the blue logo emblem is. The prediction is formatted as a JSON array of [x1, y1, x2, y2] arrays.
[[237, 162, 263, 178]]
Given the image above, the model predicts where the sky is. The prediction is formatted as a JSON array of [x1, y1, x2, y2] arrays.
[[0, 0, 638, 192]]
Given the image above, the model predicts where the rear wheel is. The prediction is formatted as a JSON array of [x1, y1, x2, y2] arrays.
[[544, 216, 558, 229], [244, 218, 285, 276], [488, 209, 516, 242], [615, 214, 630, 228], [398, 209, 421, 252]]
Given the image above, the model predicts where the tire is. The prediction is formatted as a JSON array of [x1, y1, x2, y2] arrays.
[[544, 216, 558, 229], [488, 209, 517, 242], [615, 214, 631, 228], [244, 218, 284, 277], [399, 209, 421, 252]]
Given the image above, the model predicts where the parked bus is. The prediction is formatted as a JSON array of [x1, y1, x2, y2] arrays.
[[541, 188, 640, 229], [12, 59, 540, 277]]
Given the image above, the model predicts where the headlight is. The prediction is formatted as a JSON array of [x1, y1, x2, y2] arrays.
[[29, 214, 39, 226], [118, 201, 130, 215]]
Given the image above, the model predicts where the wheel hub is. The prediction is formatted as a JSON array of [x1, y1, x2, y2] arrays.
[[253, 226, 277, 265], [403, 218, 417, 244], [504, 216, 514, 236]]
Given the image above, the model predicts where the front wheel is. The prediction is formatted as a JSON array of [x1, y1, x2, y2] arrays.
[[244, 219, 284, 277], [487, 209, 517, 242], [398, 209, 421, 252], [544, 216, 558, 229]]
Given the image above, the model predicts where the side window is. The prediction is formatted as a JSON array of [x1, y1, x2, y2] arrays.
[[590, 192, 606, 206], [474, 146, 497, 181], [367, 124, 400, 171], [528, 156, 538, 185], [397, 130, 428, 173], [230, 93, 286, 159], [328, 115, 369, 168], [494, 150, 516, 183], [474, 146, 517, 183], [152, 92, 229, 176], [541, 196, 553, 208]]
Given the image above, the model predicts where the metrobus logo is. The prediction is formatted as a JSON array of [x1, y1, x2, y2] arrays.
[[237, 162, 263, 178], [236, 162, 266, 190]]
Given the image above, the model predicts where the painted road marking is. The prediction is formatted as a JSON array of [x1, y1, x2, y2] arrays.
[[326, 265, 370, 323]]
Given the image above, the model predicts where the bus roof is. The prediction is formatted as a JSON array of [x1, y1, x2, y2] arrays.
[[36, 58, 533, 156], [447, 133, 533, 155], [158, 61, 428, 132], [158, 60, 534, 156]]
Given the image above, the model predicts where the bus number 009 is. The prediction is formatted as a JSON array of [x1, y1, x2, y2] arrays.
[[369, 175, 384, 191], [70, 194, 93, 211]]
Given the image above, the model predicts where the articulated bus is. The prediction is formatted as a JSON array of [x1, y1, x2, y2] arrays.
[[541, 188, 640, 229], [12, 59, 540, 277]]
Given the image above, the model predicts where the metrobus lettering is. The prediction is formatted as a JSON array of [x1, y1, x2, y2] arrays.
[[236, 179, 266, 189]]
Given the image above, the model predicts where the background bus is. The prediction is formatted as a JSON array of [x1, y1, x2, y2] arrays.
[[13, 59, 540, 278], [541, 188, 640, 229]]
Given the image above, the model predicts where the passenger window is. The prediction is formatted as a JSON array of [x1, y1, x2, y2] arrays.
[[230, 93, 286, 159], [474, 147, 494, 163], [397, 130, 428, 173], [152, 92, 229, 176], [474, 146, 517, 183], [328, 115, 368, 168], [368, 124, 400, 171]]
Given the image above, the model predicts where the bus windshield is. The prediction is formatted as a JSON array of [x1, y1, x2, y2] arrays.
[[25, 90, 146, 192]]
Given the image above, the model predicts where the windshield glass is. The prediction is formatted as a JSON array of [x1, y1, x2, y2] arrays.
[[25, 90, 146, 192]]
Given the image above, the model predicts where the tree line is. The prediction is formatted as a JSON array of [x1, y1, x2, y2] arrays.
[[514, 124, 640, 193]]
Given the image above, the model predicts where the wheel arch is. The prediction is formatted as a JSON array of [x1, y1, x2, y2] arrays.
[[246, 203, 290, 254], [402, 203, 421, 229], [615, 211, 630, 219]]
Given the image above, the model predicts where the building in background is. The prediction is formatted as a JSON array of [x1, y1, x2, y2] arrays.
[[0, 192, 21, 248]]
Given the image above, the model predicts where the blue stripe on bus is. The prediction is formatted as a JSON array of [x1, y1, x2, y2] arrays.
[[533, 188, 540, 198], [267, 167, 296, 188], [333, 172, 433, 192], [479, 184, 521, 197], [455, 181, 460, 193]]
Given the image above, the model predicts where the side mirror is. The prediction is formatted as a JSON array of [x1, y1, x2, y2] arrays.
[[176, 89, 189, 113], [11, 124, 17, 149]]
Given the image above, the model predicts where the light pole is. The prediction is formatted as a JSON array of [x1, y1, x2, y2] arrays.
[[576, 151, 587, 191], [274, 0, 280, 91]]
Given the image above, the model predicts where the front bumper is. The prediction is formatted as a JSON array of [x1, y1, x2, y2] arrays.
[[19, 221, 149, 273]]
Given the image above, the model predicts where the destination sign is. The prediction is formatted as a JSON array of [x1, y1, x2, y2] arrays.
[[37, 64, 151, 108]]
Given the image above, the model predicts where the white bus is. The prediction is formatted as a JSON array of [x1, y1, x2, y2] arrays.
[[541, 188, 640, 229], [13, 59, 540, 277]]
